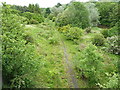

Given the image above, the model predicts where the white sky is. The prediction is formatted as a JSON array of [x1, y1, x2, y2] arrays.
[[1, 0, 90, 8]]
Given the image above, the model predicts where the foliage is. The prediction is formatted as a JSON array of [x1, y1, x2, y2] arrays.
[[65, 27, 83, 41], [11, 4, 44, 24], [105, 36, 119, 55], [56, 2, 90, 29], [48, 36, 59, 45], [74, 44, 104, 87], [58, 24, 71, 33], [48, 5, 65, 20], [84, 2, 100, 27], [95, 2, 118, 27], [11, 3, 42, 14], [97, 72, 119, 88], [108, 25, 118, 37], [48, 13, 54, 20], [85, 27, 91, 33], [22, 12, 44, 24], [11, 5, 29, 13], [101, 25, 118, 38], [55, 3, 62, 8], [24, 34, 34, 44], [108, 3, 119, 27], [2, 1, 119, 88], [29, 19, 39, 24], [58, 25, 83, 41], [28, 3, 41, 13], [2, 3, 40, 88], [92, 34, 105, 46], [101, 29, 110, 38], [44, 8, 51, 17]]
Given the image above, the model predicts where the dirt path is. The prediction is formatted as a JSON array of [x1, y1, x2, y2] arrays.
[[61, 41, 79, 88], [54, 27, 79, 88]]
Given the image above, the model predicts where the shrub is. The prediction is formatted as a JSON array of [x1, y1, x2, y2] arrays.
[[106, 36, 119, 55], [24, 34, 34, 44], [85, 27, 91, 33], [65, 27, 83, 41], [57, 25, 71, 33], [48, 13, 54, 20], [58, 25, 83, 41], [48, 36, 59, 45], [97, 72, 119, 88], [2, 3, 40, 88], [105, 73, 119, 88], [32, 13, 44, 23], [22, 12, 44, 24], [74, 44, 104, 87], [101, 29, 110, 38], [29, 19, 39, 24], [101, 26, 118, 38], [52, 17, 56, 22], [92, 34, 105, 46], [108, 26, 118, 37]]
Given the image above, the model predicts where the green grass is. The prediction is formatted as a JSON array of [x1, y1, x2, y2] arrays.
[[23, 21, 118, 88], [60, 27, 118, 88], [24, 23, 69, 88]]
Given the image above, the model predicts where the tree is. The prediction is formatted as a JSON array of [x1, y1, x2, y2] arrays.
[[109, 3, 119, 27], [44, 8, 51, 17], [56, 2, 90, 29], [55, 3, 62, 8], [95, 2, 118, 27], [2, 3, 40, 87], [84, 2, 100, 26], [28, 3, 41, 14], [50, 6, 64, 17], [48, 5, 65, 20]]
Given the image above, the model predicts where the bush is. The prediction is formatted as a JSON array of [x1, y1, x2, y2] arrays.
[[29, 19, 39, 24], [74, 44, 104, 87], [58, 25, 83, 41], [92, 34, 105, 46], [57, 25, 71, 33], [24, 34, 34, 44], [106, 36, 119, 55], [52, 17, 56, 22], [2, 3, 40, 88], [48, 13, 54, 20], [101, 26, 118, 38], [22, 12, 44, 24], [32, 13, 44, 23], [108, 26, 118, 37], [101, 29, 110, 38], [97, 72, 119, 88], [85, 27, 91, 33], [48, 36, 59, 45], [65, 27, 83, 40]]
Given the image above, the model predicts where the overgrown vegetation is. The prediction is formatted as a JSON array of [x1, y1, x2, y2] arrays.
[[56, 2, 90, 28], [2, 3, 40, 88], [1, 0, 119, 88], [92, 34, 105, 46]]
